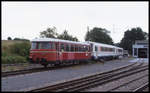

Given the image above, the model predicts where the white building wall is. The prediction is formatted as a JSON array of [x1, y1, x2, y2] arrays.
[[132, 44, 148, 58]]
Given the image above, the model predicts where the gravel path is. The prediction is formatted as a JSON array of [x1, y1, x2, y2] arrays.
[[2, 63, 43, 72], [2, 58, 140, 91]]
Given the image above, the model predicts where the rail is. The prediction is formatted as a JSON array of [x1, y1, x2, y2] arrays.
[[29, 62, 148, 92], [133, 82, 149, 92]]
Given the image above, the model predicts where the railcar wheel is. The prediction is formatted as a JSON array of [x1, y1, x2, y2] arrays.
[[54, 63, 60, 66], [43, 64, 48, 68]]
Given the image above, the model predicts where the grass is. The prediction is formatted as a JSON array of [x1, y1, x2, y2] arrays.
[[2, 40, 31, 64]]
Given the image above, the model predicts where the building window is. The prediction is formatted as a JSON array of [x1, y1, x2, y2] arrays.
[[134, 48, 137, 56]]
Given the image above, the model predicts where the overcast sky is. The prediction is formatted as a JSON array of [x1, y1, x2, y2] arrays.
[[2, 1, 148, 43]]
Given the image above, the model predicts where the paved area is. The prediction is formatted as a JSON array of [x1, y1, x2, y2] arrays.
[[129, 58, 148, 63], [2, 57, 143, 91]]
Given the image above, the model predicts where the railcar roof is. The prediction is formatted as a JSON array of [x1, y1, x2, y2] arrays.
[[86, 41, 123, 49], [31, 38, 90, 45]]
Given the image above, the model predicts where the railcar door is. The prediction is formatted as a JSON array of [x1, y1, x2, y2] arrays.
[[55, 42, 60, 61]]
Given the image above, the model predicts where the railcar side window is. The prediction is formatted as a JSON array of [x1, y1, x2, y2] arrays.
[[118, 49, 123, 52], [79, 46, 82, 52], [104, 47, 106, 51], [81, 46, 84, 52], [41, 42, 51, 49], [85, 46, 88, 52], [105, 47, 107, 51], [95, 46, 98, 51], [31, 42, 54, 49], [75, 45, 78, 52], [106, 47, 108, 51], [71, 45, 74, 52], [101, 47, 104, 51], [90, 44, 93, 51], [51, 43, 55, 49], [88, 46, 90, 52], [31, 42, 37, 49], [61, 44, 65, 51], [112, 48, 115, 52], [66, 44, 70, 51]]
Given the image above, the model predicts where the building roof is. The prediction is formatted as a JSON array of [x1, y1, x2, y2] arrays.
[[135, 40, 148, 44]]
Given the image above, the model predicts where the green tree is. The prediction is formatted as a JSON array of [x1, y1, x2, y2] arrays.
[[114, 42, 120, 47], [13, 37, 29, 41], [85, 31, 90, 41], [7, 37, 12, 40], [40, 26, 58, 38], [85, 27, 113, 45], [120, 27, 148, 54], [57, 30, 78, 41]]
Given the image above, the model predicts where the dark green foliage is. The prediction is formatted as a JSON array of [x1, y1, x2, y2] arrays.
[[2, 41, 31, 64], [40, 27, 79, 41], [7, 37, 12, 40], [2, 51, 8, 57], [14, 38, 21, 40], [85, 27, 113, 45], [120, 27, 148, 54], [11, 42, 31, 57], [114, 43, 120, 47], [2, 56, 27, 64], [40, 26, 58, 38], [14, 37, 30, 41], [57, 30, 79, 41]]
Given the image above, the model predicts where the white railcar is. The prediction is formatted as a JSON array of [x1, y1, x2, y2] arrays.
[[86, 41, 123, 61]]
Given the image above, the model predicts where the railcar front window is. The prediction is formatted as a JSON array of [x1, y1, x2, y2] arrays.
[[31, 42, 52, 49]]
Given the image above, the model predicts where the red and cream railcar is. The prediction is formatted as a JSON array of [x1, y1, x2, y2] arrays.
[[29, 38, 91, 67]]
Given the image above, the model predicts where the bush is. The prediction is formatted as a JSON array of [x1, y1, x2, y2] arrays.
[[2, 41, 31, 64], [2, 56, 7, 64], [11, 42, 31, 57], [14, 56, 27, 63], [2, 51, 8, 57], [2, 55, 28, 64]]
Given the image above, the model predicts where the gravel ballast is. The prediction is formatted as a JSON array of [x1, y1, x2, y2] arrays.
[[2, 58, 145, 91]]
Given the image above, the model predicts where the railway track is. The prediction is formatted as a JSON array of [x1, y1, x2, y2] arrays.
[[2, 61, 101, 77], [2, 58, 134, 77], [2, 67, 48, 77], [106, 71, 148, 92], [133, 82, 149, 92], [29, 62, 148, 92]]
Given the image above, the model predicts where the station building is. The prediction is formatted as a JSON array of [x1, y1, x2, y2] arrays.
[[132, 40, 149, 58]]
